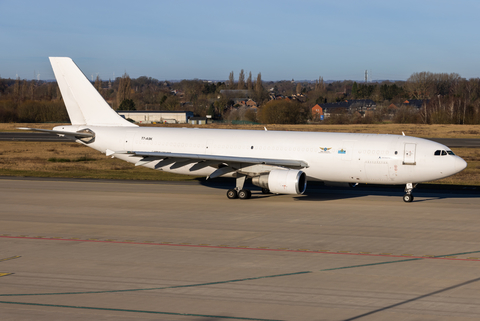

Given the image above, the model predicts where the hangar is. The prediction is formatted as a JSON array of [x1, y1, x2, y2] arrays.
[[117, 111, 194, 124]]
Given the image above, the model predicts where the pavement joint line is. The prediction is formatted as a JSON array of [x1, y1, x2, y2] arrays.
[[0, 301, 284, 321], [1, 249, 480, 298], [2, 236, 480, 261], [0, 271, 313, 297]]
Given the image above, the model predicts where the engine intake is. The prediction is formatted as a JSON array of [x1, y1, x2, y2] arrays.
[[252, 169, 307, 195]]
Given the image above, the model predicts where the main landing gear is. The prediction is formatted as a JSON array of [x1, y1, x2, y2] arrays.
[[403, 183, 417, 203], [226, 176, 252, 199]]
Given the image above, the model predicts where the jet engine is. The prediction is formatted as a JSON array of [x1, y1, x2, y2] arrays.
[[252, 169, 307, 195]]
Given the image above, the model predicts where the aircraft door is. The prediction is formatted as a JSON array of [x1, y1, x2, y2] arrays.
[[403, 143, 416, 165]]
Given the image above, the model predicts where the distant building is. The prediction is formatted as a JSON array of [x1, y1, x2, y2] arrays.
[[117, 111, 194, 124], [237, 99, 258, 108], [188, 117, 209, 125], [319, 99, 376, 118], [403, 100, 428, 108], [311, 104, 324, 120]]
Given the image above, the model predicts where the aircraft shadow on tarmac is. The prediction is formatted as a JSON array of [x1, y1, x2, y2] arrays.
[[198, 178, 479, 202]]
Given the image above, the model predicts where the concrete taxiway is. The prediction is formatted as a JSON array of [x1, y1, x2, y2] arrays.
[[1, 178, 480, 320]]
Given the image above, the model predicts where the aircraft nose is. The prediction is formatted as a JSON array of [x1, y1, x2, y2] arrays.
[[455, 156, 467, 173]]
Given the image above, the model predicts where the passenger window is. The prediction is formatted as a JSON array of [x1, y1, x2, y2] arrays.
[[441, 150, 447, 156], [434, 150, 441, 156]]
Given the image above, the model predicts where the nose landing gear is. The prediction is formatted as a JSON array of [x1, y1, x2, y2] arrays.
[[403, 183, 417, 202]]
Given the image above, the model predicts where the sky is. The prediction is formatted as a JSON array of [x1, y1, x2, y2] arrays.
[[1, 0, 480, 81]]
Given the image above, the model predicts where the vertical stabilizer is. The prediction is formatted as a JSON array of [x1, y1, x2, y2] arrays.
[[49, 57, 137, 127]]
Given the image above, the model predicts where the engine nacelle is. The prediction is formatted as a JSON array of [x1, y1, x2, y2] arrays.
[[252, 169, 307, 195]]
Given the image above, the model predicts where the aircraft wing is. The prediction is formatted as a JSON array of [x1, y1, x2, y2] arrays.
[[118, 150, 308, 179]]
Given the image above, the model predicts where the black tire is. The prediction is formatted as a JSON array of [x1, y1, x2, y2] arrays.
[[238, 189, 251, 199], [227, 189, 238, 199], [261, 188, 271, 194], [403, 194, 414, 202]]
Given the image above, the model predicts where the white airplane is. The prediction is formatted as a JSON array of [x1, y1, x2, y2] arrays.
[[21, 57, 467, 202]]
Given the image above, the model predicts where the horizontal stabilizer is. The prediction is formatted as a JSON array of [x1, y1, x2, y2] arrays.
[[18, 127, 94, 138]]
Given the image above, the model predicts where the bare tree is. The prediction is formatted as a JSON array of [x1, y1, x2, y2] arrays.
[[405, 72, 433, 99], [94, 75, 102, 92], [238, 69, 245, 89], [247, 71, 253, 90], [296, 83, 302, 95], [29, 80, 35, 100], [316, 76, 325, 92], [255, 72, 263, 93], [117, 72, 131, 108], [13, 77, 20, 102], [228, 71, 235, 89]]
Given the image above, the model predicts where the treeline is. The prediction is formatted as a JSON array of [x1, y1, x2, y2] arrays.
[[0, 78, 67, 122], [1, 70, 480, 124], [308, 72, 480, 125]]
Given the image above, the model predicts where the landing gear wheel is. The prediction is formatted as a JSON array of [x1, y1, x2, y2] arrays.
[[238, 189, 251, 199], [403, 183, 416, 203], [403, 193, 414, 203], [261, 188, 271, 194], [227, 189, 238, 199]]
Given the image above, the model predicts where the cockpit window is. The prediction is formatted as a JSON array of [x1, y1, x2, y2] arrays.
[[434, 149, 455, 156]]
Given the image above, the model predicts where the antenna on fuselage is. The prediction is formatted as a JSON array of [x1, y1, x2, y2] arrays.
[[402, 132, 405, 136]]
